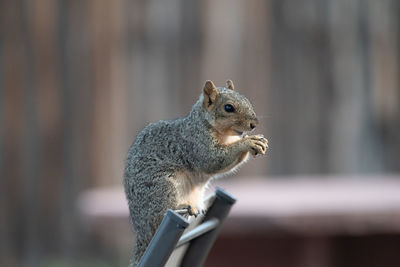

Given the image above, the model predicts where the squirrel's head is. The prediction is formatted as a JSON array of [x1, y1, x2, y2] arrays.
[[200, 80, 258, 136]]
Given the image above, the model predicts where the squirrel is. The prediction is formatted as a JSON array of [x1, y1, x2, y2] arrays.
[[124, 80, 268, 266]]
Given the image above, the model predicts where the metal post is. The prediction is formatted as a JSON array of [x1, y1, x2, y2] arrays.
[[176, 218, 220, 248], [138, 209, 189, 267], [180, 187, 236, 267]]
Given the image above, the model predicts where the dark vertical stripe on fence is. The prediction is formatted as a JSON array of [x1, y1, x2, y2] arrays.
[[20, 0, 41, 265], [57, 0, 78, 263], [0, 5, 6, 265]]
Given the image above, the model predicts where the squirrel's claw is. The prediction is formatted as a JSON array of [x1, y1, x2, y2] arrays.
[[186, 205, 200, 217], [177, 204, 200, 217], [245, 134, 268, 156]]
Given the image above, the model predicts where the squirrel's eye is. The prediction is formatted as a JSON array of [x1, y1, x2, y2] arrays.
[[224, 104, 235, 113]]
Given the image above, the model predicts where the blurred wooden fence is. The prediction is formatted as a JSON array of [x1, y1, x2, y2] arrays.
[[1, 0, 399, 266], [269, 0, 400, 174]]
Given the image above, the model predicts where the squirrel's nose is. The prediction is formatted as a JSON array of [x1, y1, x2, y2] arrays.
[[250, 118, 258, 129]]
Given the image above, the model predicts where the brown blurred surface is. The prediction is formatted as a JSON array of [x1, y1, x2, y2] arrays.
[[206, 233, 400, 267]]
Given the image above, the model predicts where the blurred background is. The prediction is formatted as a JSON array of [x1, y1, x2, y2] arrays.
[[1, 0, 400, 266]]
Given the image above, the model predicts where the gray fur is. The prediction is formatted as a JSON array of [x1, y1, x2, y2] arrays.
[[124, 83, 268, 266]]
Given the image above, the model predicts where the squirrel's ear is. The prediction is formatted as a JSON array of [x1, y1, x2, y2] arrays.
[[203, 80, 219, 110], [226, 80, 235, 90]]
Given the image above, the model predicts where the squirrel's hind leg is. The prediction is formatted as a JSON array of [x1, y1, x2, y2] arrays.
[[176, 204, 201, 217], [130, 175, 178, 265]]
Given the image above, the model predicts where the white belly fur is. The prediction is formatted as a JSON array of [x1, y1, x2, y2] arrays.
[[167, 135, 246, 213], [167, 171, 208, 213], [223, 135, 241, 145], [221, 135, 249, 174]]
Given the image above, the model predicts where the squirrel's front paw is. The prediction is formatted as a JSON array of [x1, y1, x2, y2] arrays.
[[177, 204, 200, 217], [245, 134, 268, 156], [187, 205, 200, 217]]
